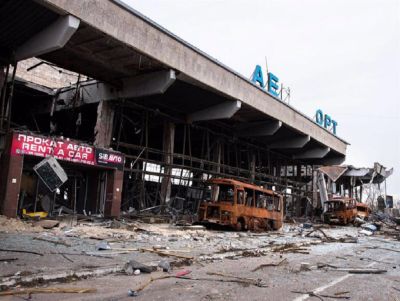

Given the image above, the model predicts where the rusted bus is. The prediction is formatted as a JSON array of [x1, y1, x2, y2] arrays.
[[356, 202, 371, 220], [323, 197, 357, 225], [197, 178, 284, 231]]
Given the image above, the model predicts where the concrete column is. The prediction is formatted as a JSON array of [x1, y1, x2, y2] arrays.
[[312, 169, 319, 208], [103, 169, 123, 217], [0, 66, 5, 97], [0, 134, 24, 217], [250, 152, 256, 183], [160, 121, 175, 205], [94, 100, 115, 148], [212, 140, 222, 175], [317, 172, 329, 210]]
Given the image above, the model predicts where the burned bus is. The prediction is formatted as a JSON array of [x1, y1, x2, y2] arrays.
[[197, 178, 284, 231], [323, 197, 357, 225]]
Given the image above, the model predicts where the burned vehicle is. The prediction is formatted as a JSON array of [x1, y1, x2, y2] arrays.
[[197, 178, 284, 231], [356, 202, 371, 220], [323, 197, 357, 225]]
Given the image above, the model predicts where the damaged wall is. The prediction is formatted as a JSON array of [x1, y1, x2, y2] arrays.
[[15, 58, 87, 89]]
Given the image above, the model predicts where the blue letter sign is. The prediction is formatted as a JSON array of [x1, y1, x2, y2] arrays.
[[251, 65, 281, 98], [315, 109, 324, 126], [315, 109, 338, 135], [268, 72, 279, 97], [251, 65, 264, 88], [332, 120, 338, 135]]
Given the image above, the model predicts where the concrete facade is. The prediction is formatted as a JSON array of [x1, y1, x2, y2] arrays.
[[39, 0, 347, 155]]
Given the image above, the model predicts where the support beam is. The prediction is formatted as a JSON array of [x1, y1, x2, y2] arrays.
[[212, 140, 222, 174], [250, 152, 256, 183], [293, 146, 330, 159], [269, 135, 310, 149], [317, 172, 329, 209], [187, 100, 241, 123], [237, 120, 282, 137], [120, 69, 176, 98], [312, 170, 319, 208], [160, 121, 175, 205], [15, 15, 80, 61], [55, 70, 176, 109], [318, 155, 346, 166], [94, 100, 115, 148]]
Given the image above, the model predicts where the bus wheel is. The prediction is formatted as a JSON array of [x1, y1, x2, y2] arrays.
[[236, 218, 245, 231], [265, 220, 273, 231], [273, 220, 282, 230]]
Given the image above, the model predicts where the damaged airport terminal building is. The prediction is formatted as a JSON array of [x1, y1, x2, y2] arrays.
[[0, 0, 391, 221]]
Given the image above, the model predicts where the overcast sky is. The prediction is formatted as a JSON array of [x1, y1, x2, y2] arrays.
[[123, 0, 400, 196]]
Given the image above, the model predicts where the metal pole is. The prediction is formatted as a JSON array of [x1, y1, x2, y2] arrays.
[[5, 63, 17, 132], [73, 176, 77, 214], [0, 64, 10, 130]]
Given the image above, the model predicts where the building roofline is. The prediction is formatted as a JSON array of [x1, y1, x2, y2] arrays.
[[111, 0, 349, 145]]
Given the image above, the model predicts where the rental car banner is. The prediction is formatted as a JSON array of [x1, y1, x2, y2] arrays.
[[11, 132, 124, 169]]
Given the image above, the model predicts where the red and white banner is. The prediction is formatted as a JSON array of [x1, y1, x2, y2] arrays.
[[11, 132, 95, 165]]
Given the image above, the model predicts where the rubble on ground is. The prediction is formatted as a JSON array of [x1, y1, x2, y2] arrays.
[[0, 214, 399, 299]]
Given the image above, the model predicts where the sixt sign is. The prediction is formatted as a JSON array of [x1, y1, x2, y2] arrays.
[[95, 148, 125, 170], [251, 65, 280, 97], [315, 109, 338, 135]]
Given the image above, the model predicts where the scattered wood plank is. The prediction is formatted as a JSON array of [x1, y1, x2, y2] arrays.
[[53, 252, 113, 259], [0, 287, 96, 296], [139, 248, 194, 259], [291, 290, 350, 300], [335, 268, 387, 274], [0, 248, 43, 256], [335, 291, 350, 296], [0, 257, 18, 262], [272, 245, 309, 253], [131, 272, 267, 295], [177, 275, 267, 287], [33, 237, 71, 247], [206, 271, 260, 283], [252, 258, 287, 271]]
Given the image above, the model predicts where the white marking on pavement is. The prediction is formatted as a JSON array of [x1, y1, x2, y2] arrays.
[[292, 262, 377, 301]]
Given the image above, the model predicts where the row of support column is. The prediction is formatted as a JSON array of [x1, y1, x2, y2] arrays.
[[160, 121, 175, 206]]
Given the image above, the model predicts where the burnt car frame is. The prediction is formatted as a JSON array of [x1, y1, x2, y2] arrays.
[[323, 197, 357, 225], [356, 202, 371, 220]]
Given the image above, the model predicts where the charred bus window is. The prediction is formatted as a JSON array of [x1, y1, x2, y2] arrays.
[[211, 184, 234, 204], [244, 188, 254, 207], [274, 196, 281, 211], [237, 190, 245, 205], [256, 191, 267, 208]]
